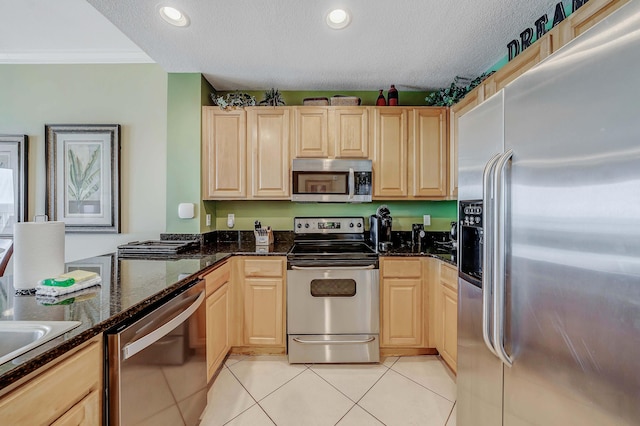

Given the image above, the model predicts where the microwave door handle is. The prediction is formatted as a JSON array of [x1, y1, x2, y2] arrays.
[[348, 168, 355, 199], [492, 149, 513, 367], [482, 153, 501, 357]]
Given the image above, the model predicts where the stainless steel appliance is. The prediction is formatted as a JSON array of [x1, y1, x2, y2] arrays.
[[287, 217, 379, 363], [457, 3, 640, 424], [107, 280, 206, 425], [291, 159, 372, 202], [369, 205, 392, 252]]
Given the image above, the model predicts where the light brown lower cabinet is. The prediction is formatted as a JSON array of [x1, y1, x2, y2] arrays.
[[241, 257, 286, 347], [381, 257, 424, 347], [435, 261, 458, 372], [206, 283, 230, 381], [201, 261, 231, 381], [0, 335, 103, 425]]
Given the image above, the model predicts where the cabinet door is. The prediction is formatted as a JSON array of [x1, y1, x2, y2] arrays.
[[0, 336, 102, 425], [332, 107, 369, 158], [248, 108, 291, 198], [206, 283, 229, 381], [294, 107, 329, 157], [244, 278, 284, 346], [449, 86, 484, 199], [483, 36, 552, 98], [559, 0, 629, 46], [202, 107, 246, 199], [440, 285, 458, 372], [51, 389, 100, 426], [372, 108, 408, 197], [410, 108, 448, 198], [381, 278, 423, 347]]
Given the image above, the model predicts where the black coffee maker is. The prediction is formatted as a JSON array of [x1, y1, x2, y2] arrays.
[[370, 205, 393, 252]]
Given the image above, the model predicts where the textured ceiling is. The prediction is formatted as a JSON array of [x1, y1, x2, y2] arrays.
[[5, 0, 566, 91]]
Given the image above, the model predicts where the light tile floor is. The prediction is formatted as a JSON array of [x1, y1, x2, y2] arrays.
[[200, 355, 456, 426]]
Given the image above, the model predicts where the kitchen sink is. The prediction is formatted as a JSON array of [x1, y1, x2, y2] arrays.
[[0, 321, 82, 366]]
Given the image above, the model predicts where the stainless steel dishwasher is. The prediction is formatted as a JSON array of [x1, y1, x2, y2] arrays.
[[107, 280, 206, 426]]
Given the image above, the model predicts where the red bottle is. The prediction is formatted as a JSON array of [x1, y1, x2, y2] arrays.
[[376, 89, 386, 106], [388, 85, 398, 106]]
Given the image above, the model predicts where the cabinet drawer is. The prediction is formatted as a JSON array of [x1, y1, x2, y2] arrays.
[[381, 258, 422, 278], [204, 261, 231, 296], [440, 262, 458, 292], [244, 258, 284, 277]]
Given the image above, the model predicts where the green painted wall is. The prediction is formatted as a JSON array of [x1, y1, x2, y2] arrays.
[[209, 200, 456, 232], [166, 73, 205, 233], [166, 80, 454, 234]]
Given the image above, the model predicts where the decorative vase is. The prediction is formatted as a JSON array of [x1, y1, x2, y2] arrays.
[[388, 85, 398, 106], [376, 90, 386, 106]]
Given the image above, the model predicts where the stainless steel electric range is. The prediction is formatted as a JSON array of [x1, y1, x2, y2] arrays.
[[287, 217, 380, 363]]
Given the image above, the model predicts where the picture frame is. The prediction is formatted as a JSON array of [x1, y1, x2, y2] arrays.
[[0, 134, 28, 236], [45, 124, 121, 233]]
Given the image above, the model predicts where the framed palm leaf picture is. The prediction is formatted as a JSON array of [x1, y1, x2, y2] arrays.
[[46, 124, 120, 233]]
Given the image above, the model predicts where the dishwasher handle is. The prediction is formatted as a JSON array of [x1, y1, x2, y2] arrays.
[[122, 289, 205, 360]]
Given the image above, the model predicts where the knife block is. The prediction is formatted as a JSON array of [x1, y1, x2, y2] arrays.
[[254, 229, 274, 246]]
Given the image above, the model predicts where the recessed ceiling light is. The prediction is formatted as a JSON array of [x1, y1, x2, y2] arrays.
[[159, 6, 190, 27], [326, 8, 351, 30]]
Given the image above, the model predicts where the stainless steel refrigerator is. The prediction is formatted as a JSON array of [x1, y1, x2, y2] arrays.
[[457, 1, 640, 424]]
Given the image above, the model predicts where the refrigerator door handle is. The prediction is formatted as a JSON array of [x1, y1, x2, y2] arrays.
[[492, 149, 514, 367], [482, 153, 501, 357]]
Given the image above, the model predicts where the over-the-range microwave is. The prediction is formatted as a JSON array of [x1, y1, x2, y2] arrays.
[[291, 159, 372, 203]]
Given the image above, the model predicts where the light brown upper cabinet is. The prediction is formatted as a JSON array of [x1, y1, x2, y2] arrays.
[[483, 35, 552, 99], [372, 107, 409, 198], [409, 107, 448, 198], [293, 106, 368, 158], [247, 107, 291, 199], [372, 107, 448, 199], [294, 107, 330, 157], [331, 107, 369, 158], [558, 0, 629, 46], [202, 107, 246, 199]]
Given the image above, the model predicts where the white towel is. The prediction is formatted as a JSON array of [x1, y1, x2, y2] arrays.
[[35, 285, 101, 305], [35, 276, 102, 297]]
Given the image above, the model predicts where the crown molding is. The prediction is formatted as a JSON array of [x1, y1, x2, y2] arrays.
[[0, 49, 154, 64]]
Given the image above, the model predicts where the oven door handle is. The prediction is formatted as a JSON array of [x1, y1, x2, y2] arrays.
[[293, 337, 376, 345], [290, 264, 376, 270]]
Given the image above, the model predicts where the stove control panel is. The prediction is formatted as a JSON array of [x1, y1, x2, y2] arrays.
[[294, 217, 365, 234]]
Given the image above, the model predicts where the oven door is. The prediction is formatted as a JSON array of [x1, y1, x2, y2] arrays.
[[287, 266, 379, 335]]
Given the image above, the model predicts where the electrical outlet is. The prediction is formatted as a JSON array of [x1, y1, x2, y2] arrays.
[[423, 215, 431, 226], [206, 214, 211, 227], [227, 214, 235, 228]]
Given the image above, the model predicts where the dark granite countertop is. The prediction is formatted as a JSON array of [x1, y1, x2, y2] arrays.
[[0, 252, 231, 390], [0, 230, 456, 390]]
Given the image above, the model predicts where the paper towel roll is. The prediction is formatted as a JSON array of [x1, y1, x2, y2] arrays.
[[13, 221, 65, 290]]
